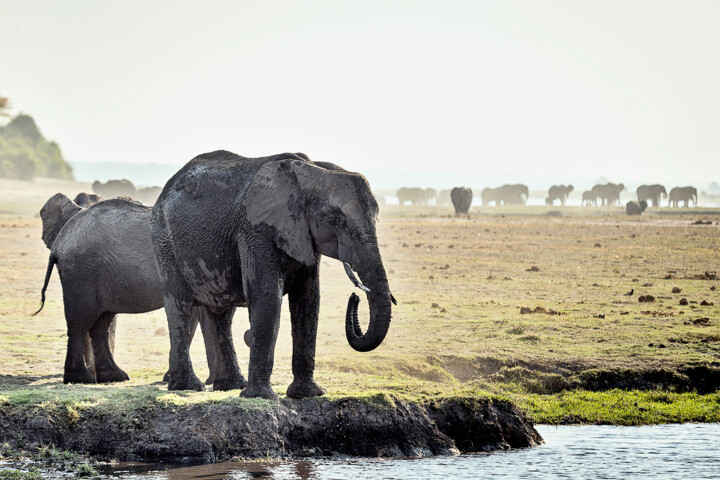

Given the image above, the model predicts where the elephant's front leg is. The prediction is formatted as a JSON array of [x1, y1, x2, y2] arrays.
[[287, 263, 326, 399]]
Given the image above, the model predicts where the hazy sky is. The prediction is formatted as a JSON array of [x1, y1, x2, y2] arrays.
[[2, 0, 719, 184]]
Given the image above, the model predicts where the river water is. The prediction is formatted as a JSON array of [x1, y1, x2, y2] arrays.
[[90, 424, 720, 479]]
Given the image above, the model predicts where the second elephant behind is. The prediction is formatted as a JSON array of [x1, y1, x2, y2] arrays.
[[36, 193, 218, 385]]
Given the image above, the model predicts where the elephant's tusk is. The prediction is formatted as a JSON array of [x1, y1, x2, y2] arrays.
[[343, 262, 371, 292]]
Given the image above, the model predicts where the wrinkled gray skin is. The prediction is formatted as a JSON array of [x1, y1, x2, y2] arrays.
[[668, 186, 697, 207], [480, 184, 528, 206], [450, 187, 472, 214], [546, 185, 574, 206], [626, 200, 648, 215], [590, 183, 625, 207], [152, 151, 394, 401], [636, 184, 666, 208], [92, 179, 137, 198], [36, 193, 217, 384]]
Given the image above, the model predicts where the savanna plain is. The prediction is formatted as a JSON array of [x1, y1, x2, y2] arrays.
[[1, 177, 719, 437]]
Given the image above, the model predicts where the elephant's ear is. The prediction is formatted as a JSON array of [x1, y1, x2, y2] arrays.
[[40, 193, 82, 249], [243, 160, 315, 266]]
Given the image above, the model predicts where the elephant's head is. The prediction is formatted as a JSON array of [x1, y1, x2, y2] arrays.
[[73, 192, 103, 208], [244, 158, 393, 352], [39, 193, 83, 249], [659, 185, 667, 198]]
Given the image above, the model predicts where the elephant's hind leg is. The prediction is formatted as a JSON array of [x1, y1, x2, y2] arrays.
[[205, 307, 246, 391], [287, 263, 326, 399], [90, 312, 129, 383], [63, 318, 96, 384]]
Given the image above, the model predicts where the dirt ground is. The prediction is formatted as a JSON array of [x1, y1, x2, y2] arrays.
[[1, 177, 718, 399]]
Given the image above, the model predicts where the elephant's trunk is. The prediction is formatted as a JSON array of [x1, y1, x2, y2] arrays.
[[343, 257, 392, 352]]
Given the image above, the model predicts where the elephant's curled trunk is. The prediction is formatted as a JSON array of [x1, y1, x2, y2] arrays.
[[344, 267, 393, 353]]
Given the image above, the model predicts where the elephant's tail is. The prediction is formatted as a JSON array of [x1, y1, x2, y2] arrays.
[[33, 255, 56, 316]]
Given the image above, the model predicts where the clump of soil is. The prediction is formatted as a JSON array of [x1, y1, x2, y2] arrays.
[[692, 220, 713, 225], [520, 306, 563, 315], [672, 287, 682, 293], [638, 295, 656, 303], [700, 300, 714, 306], [526, 266, 540, 272], [679, 298, 688, 306]]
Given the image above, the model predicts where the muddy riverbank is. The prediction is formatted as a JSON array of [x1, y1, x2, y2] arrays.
[[0, 397, 541, 463]]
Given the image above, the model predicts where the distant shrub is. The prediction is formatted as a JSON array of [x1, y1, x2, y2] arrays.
[[0, 114, 73, 181]]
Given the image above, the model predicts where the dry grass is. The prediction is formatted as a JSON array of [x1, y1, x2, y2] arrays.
[[1, 177, 719, 422]]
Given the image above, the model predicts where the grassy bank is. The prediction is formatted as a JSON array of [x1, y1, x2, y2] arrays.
[[0, 178, 718, 432]]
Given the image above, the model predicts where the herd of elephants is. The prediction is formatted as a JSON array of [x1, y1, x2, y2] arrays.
[[35, 153, 700, 401], [397, 183, 698, 214]]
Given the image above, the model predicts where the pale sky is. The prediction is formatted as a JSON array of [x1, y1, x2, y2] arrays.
[[2, 0, 719, 185]]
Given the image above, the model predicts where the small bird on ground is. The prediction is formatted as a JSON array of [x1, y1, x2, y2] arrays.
[[624, 288, 634, 296]]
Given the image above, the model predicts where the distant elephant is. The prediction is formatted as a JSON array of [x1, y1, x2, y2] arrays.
[[424, 188, 437, 205], [668, 186, 697, 207], [481, 184, 528, 206], [636, 184, 666, 208], [437, 190, 452, 207], [35, 194, 217, 385], [92, 179, 137, 198], [397, 187, 426, 205], [152, 151, 395, 400], [135, 186, 163, 205], [73, 192, 103, 207], [547, 185, 574, 206], [626, 200, 648, 215], [582, 190, 598, 206], [590, 183, 624, 206], [450, 187, 472, 214]]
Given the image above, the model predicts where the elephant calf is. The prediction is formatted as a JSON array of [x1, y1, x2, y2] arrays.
[[36, 193, 217, 385], [626, 200, 648, 216]]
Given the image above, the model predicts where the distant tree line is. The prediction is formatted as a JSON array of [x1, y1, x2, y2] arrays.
[[0, 96, 74, 181]]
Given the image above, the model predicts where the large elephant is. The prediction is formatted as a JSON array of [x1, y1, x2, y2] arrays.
[[546, 185, 573, 206], [668, 186, 697, 207], [92, 179, 137, 198], [450, 187, 472, 214], [636, 184, 666, 208], [36, 193, 217, 384], [151, 151, 395, 401], [590, 183, 624, 206], [481, 184, 528, 206]]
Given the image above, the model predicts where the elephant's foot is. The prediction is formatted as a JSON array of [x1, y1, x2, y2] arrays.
[[168, 372, 206, 392], [213, 373, 247, 391], [95, 367, 130, 383], [163, 370, 171, 382], [63, 368, 96, 385], [287, 378, 326, 399], [205, 375, 215, 385], [239, 383, 279, 402]]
